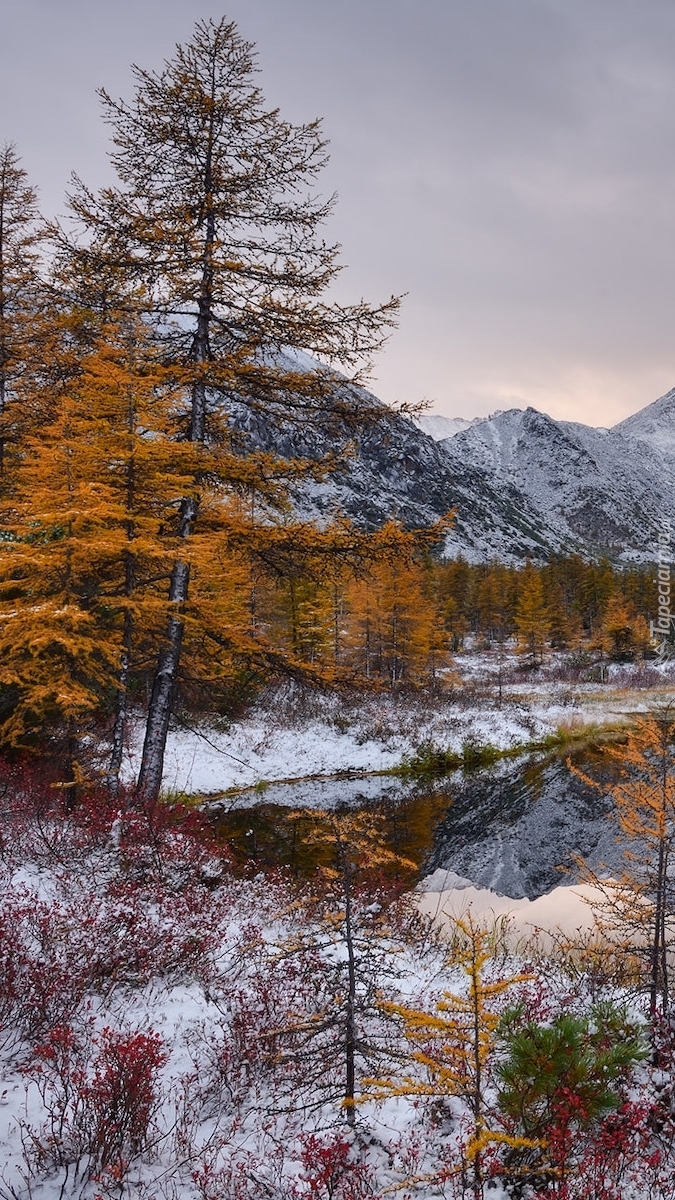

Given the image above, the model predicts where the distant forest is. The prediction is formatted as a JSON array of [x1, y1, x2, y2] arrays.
[[243, 552, 660, 688]]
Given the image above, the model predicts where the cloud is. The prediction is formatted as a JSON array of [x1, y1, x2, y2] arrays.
[[3, 0, 675, 424]]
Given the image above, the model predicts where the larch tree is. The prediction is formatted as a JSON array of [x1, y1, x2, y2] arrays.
[[370, 916, 533, 1200], [0, 309, 198, 773], [231, 515, 453, 692], [0, 299, 307, 778], [284, 808, 417, 1126], [600, 591, 644, 662], [572, 706, 675, 1016], [0, 366, 124, 765], [0, 144, 45, 484], [476, 566, 510, 646], [515, 561, 549, 666], [344, 557, 442, 686], [581, 557, 615, 639], [62, 17, 401, 800]]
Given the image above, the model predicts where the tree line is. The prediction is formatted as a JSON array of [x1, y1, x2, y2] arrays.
[[225, 552, 661, 685], [436, 555, 657, 662]]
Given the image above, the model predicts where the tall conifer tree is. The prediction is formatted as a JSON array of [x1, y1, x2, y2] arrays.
[[573, 707, 675, 1016], [0, 144, 44, 483], [63, 18, 400, 799], [0, 311, 197, 766]]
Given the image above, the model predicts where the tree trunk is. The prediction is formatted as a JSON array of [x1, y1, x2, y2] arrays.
[[106, 607, 133, 795], [470, 958, 485, 1200], [136, 559, 189, 801], [341, 847, 357, 1126], [135, 131, 214, 799]]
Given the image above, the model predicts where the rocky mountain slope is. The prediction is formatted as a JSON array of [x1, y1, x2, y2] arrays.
[[440, 402, 675, 561], [614, 385, 675, 456], [228, 371, 675, 562]]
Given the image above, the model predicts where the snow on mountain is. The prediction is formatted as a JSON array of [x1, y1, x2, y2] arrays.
[[613, 385, 675, 457], [414, 413, 482, 440], [226, 368, 675, 562], [227, 381, 561, 562], [414, 411, 512, 441], [442, 405, 674, 559]]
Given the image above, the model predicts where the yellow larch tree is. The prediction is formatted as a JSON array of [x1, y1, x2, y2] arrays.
[[515, 561, 549, 665], [1, 300, 345, 778], [344, 557, 444, 686], [572, 706, 675, 1016], [0, 309, 197, 775], [220, 515, 453, 688], [599, 591, 635, 660], [598, 590, 651, 662], [62, 17, 402, 800], [369, 916, 534, 1199]]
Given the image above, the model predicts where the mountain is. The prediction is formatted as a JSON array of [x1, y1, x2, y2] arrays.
[[414, 413, 483, 440], [227, 378, 561, 560], [228, 371, 675, 563], [441, 404, 675, 560], [414, 411, 510, 441], [613, 386, 675, 456]]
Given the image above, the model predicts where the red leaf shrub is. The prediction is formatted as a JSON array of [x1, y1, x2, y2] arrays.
[[26, 1023, 167, 1178], [292, 1132, 376, 1199]]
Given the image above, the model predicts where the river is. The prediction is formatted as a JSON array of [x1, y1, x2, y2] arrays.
[[212, 741, 623, 899]]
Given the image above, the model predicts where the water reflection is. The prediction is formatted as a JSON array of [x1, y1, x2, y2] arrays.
[[425, 747, 619, 898]]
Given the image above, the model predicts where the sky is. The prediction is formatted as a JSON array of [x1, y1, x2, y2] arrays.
[[3, 0, 675, 427]]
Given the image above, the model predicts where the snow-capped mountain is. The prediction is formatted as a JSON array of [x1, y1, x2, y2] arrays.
[[613, 386, 675, 457], [414, 413, 483, 440], [440, 404, 675, 560], [227, 380, 559, 560], [229, 374, 675, 562], [414, 411, 509, 441]]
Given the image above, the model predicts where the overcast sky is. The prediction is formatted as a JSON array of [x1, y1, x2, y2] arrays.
[[3, 0, 675, 426]]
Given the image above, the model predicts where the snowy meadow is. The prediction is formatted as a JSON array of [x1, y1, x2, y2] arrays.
[[2, 757, 675, 1200]]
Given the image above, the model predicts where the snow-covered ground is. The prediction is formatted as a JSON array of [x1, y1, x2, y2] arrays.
[[121, 656, 675, 797], [1, 794, 670, 1200], [120, 697, 569, 796], [7, 661, 675, 1198]]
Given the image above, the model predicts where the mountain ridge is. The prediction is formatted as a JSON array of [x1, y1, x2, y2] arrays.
[[229, 374, 675, 563]]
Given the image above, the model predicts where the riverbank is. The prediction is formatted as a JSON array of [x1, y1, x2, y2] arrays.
[[121, 654, 675, 796]]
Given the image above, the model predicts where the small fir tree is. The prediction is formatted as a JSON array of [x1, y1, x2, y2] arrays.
[[496, 1002, 646, 1191]]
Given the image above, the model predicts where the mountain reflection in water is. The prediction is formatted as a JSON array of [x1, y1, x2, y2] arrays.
[[213, 744, 622, 900]]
